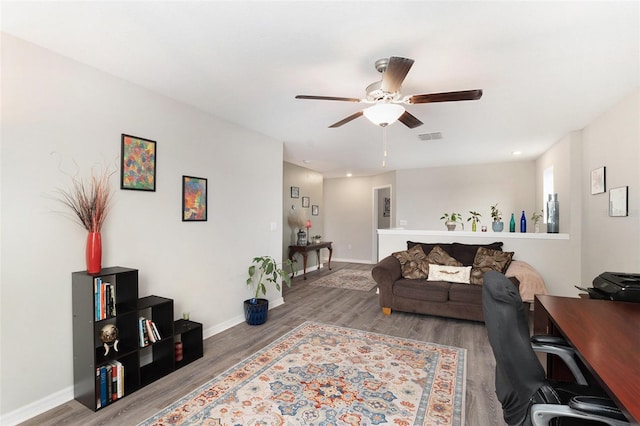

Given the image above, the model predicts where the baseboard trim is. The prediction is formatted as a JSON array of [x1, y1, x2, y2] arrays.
[[0, 386, 74, 426], [331, 257, 375, 264]]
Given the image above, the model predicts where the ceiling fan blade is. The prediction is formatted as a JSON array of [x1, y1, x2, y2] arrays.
[[329, 111, 363, 128], [398, 111, 423, 129], [380, 57, 414, 93], [296, 95, 361, 103], [409, 89, 483, 104]]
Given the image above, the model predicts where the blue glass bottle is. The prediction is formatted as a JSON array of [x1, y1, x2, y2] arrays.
[[509, 213, 515, 232], [520, 210, 526, 233]]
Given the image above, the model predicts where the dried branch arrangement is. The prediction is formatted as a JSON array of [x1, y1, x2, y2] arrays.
[[54, 165, 116, 232]]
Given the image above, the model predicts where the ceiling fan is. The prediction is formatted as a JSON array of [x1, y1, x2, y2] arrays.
[[296, 56, 482, 129]]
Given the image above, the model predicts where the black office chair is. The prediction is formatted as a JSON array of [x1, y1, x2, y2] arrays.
[[482, 270, 629, 426]]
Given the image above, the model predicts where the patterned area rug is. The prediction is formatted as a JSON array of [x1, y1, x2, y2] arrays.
[[310, 269, 377, 291], [139, 322, 466, 426]]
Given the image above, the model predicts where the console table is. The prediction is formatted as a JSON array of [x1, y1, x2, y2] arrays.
[[288, 241, 333, 280]]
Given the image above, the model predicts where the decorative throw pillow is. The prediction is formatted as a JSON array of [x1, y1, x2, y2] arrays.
[[469, 247, 515, 285], [427, 265, 472, 284], [392, 245, 429, 279], [426, 246, 463, 267]]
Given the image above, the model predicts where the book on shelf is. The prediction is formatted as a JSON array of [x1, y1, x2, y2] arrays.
[[139, 317, 162, 346], [96, 361, 125, 409], [94, 278, 116, 321], [99, 365, 108, 408]]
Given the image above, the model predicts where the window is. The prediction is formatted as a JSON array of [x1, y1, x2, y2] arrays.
[[543, 166, 554, 223]]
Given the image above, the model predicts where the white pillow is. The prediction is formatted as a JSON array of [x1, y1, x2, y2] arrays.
[[427, 264, 472, 284]]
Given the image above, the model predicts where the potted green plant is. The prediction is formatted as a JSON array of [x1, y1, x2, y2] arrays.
[[490, 203, 504, 232], [440, 212, 462, 231], [245, 256, 293, 325], [530, 210, 544, 233], [467, 211, 482, 232], [311, 235, 322, 243]]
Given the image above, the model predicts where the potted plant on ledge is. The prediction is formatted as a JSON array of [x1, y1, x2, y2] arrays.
[[531, 210, 543, 233], [467, 211, 482, 232], [440, 212, 463, 231], [490, 203, 504, 232], [245, 256, 292, 325]]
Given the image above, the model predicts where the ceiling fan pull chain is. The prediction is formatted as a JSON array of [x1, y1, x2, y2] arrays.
[[382, 126, 388, 168]]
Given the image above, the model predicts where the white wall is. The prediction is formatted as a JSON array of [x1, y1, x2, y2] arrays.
[[1, 34, 284, 421], [395, 161, 536, 230], [581, 90, 640, 283]]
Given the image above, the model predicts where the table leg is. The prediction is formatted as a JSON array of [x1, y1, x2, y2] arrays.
[[302, 253, 308, 280], [327, 246, 333, 270], [315, 249, 321, 270], [288, 249, 295, 279]]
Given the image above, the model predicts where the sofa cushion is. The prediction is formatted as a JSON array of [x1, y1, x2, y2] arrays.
[[448, 282, 484, 304], [469, 247, 515, 285], [393, 279, 450, 302], [392, 245, 430, 279], [428, 265, 472, 284], [407, 241, 455, 259], [425, 246, 463, 267], [451, 242, 504, 266]]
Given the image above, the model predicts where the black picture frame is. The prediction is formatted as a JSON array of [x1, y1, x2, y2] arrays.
[[290, 186, 299, 198], [590, 166, 606, 195], [609, 186, 628, 217], [312, 205, 319, 216], [302, 196, 310, 208], [121, 134, 156, 191], [182, 175, 208, 222]]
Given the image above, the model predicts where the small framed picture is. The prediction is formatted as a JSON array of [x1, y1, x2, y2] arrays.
[[290, 186, 299, 198], [591, 166, 606, 195], [609, 186, 628, 217], [302, 196, 310, 208], [182, 176, 207, 221], [312, 205, 319, 216], [121, 134, 156, 191]]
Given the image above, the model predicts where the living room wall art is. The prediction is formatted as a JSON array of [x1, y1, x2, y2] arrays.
[[609, 186, 628, 217], [312, 205, 319, 216], [302, 196, 310, 208], [182, 176, 207, 222], [590, 166, 606, 195], [290, 186, 299, 198], [121, 134, 156, 191]]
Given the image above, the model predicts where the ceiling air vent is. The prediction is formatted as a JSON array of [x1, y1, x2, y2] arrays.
[[418, 132, 442, 141]]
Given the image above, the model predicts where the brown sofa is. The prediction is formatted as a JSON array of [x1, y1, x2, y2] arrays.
[[372, 241, 519, 322]]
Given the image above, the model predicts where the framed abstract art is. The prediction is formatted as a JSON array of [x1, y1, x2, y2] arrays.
[[121, 134, 156, 191], [182, 175, 207, 221]]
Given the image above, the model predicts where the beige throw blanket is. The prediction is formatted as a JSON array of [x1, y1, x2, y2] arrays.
[[505, 260, 548, 303]]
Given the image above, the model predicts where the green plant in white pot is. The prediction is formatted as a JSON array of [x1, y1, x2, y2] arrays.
[[440, 212, 462, 231], [245, 256, 292, 325], [490, 203, 504, 232]]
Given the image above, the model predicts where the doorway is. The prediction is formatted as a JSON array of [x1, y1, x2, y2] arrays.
[[372, 185, 392, 262]]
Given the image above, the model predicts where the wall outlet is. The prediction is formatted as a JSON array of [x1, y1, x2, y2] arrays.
[[270, 222, 278, 231], [399, 219, 408, 226]]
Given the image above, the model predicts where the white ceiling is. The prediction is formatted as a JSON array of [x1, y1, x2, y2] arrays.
[[2, 1, 639, 178]]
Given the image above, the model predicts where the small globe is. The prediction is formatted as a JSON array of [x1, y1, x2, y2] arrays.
[[99, 324, 119, 344]]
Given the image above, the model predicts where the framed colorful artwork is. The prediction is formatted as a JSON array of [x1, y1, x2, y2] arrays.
[[302, 196, 310, 208], [182, 176, 207, 222], [590, 166, 606, 195], [121, 134, 156, 191]]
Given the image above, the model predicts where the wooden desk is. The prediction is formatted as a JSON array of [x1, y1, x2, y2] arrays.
[[288, 242, 333, 280], [534, 294, 640, 424]]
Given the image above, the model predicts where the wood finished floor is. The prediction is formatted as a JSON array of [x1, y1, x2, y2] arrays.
[[20, 262, 505, 426]]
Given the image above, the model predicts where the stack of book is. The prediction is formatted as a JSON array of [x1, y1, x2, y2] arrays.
[[94, 277, 116, 321], [96, 360, 124, 409], [138, 317, 162, 347]]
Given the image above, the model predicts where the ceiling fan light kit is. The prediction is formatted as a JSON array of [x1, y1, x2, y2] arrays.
[[296, 56, 483, 129], [363, 103, 405, 127]]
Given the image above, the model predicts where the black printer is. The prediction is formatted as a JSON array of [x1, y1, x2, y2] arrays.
[[581, 272, 640, 302]]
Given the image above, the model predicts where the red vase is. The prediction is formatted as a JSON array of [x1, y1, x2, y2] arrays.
[[86, 231, 102, 274]]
